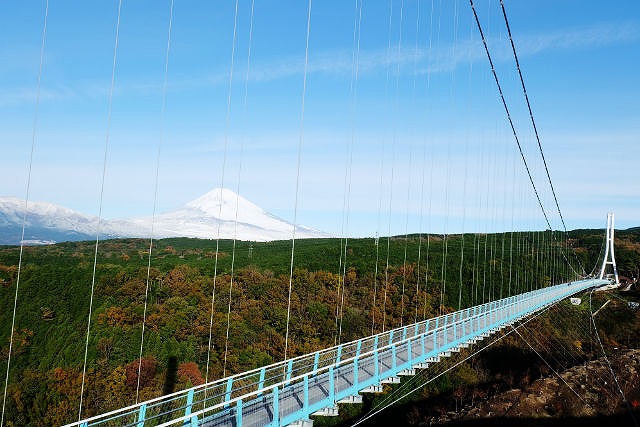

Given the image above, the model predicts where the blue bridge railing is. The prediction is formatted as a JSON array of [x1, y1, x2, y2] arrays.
[[64, 278, 608, 427]]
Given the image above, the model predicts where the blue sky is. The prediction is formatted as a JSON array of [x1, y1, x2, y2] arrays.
[[0, 0, 638, 237]]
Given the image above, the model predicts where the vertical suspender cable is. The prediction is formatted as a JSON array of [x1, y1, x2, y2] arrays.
[[517, 179, 524, 293], [513, 171, 520, 294], [1, 2, 48, 425], [482, 147, 489, 302], [205, 0, 240, 385], [475, 0, 492, 300], [422, 0, 439, 321], [413, 0, 428, 324], [523, 194, 528, 291], [336, 232, 346, 341], [79, 0, 122, 420], [458, 152, 468, 310], [371, 222, 380, 333], [336, 241, 345, 343], [380, 0, 395, 333], [473, 113, 484, 304], [424, 153, 435, 319], [371, 0, 400, 332], [458, 9, 474, 310], [480, 96, 490, 303], [371, 97, 387, 334], [472, 4, 489, 303], [500, 121, 509, 298], [136, 0, 174, 404], [508, 131, 516, 296], [371, 117, 386, 335], [284, 0, 313, 361], [440, 0, 459, 315], [372, 214, 381, 334], [401, 124, 412, 324], [223, 0, 254, 378], [489, 122, 499, 299], [384, 0, 405, 330], [483, 152, 490, 301], [400, 151, 411, 326], [415, 143, 426, 322], [337, 0, 363, 344], [336, 0, 355, 344], [394, 0, 408, 327], [534, 228, 540, 287]]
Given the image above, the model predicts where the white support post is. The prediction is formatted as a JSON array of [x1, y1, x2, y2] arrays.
[[599, 212, 620, 286]]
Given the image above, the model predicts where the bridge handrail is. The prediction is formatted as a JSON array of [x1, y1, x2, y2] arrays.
[[66, 278, 606, 427], [68, 293, 513, 426], [66, 288, 503, 425], [148, 278, 606, 426]]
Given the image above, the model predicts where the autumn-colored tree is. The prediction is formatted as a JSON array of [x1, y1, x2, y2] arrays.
[[125, 357, 157, 389], [177, 362, 204, 386], [98, 306, 135, 327]]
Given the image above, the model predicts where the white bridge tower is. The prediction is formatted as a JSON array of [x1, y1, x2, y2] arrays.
[[598, 211, 620, 285]]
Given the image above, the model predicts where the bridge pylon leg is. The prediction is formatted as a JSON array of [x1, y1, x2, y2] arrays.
[[599, 211, 620, 286]]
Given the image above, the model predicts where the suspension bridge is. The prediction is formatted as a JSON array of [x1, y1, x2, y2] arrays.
[[63, 277, 612, 427], [0, 1, 634, 426]]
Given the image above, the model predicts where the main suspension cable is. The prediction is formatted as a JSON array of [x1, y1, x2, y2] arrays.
[[498, 0, 584, 277], [469, 0, 575, 277]]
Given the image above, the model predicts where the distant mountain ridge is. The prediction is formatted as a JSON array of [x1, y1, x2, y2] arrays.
[[0, 188, 330, 245]]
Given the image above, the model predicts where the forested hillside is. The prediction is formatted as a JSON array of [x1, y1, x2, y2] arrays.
[[0, 229, 638, 426]]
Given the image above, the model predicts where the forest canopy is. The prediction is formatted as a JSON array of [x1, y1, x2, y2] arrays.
[[0, 228, 638, 425]]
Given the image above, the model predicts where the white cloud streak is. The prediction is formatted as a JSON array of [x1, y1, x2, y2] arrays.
[[2, 20, 637, 108]]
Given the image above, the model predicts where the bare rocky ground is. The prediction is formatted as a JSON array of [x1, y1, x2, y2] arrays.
[[428, 349, 640, 426]]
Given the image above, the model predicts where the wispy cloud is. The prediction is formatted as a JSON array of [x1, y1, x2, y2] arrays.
[[1, 20, 637, 107], [172, 19, 640, 88], [514, 21, 640, 55]]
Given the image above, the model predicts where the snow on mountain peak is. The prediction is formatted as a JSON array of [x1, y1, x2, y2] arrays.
[[177, 188, 296, 233], [184, 188, 263, 218], [0, 189, 330, 244], [0, 196, 96, 229]]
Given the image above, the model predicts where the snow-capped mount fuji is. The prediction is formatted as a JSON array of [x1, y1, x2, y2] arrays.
[[0, 188, 330, 245], [111, 188, 330, 242]]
